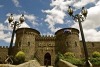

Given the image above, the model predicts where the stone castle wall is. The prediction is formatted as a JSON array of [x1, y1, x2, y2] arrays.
[[35, 35, 56, 66], [80, 41, 100, 57], [0, 28, 100, 66], [0, 46, 8, 62]]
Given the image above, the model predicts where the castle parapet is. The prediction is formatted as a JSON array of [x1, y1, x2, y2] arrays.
[[55, 28, 79, 36], [0, 46, 9, 49], [16, 28, 40, 36], [36, 35, 55, 41]]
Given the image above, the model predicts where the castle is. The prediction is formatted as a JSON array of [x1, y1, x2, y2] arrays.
[[0, 28, 100, 66]]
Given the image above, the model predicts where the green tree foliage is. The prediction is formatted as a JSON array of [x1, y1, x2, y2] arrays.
[[90, 51, 100, 65], [15, 51, 25, 64]]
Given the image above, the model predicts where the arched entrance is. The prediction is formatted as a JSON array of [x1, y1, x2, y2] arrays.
[[44, 53, 51, 66]]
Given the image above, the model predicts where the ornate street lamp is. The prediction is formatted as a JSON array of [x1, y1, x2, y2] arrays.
[[67, 6, 90, 67], [8, 14, 25, 55]]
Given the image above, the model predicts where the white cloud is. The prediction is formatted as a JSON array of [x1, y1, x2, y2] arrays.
[[43, 0, 74, 32], [72, 0, 100, 41], [12, 0, 21, 7], [43, 0, 97, 32], [24, 14, 38, 26], [73, 0, 97, 9], [0, 5, 3, 8], [83, 5, 100, 29], [5, 13, 30, 29], [84, 29, 100, 41], [0, 23, 12, 43], [96, 0, 100, 5], [43, 0, 100, 41], [6, 13, 38, 28], [19, 22, 30, 28], [0, 13, 37, 44]]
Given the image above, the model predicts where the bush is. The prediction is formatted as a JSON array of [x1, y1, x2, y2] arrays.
[[64, 52, 75, 58], [90, 51, 100, 65], [92, 51, 100, 58], [15, 51, 25, 64], [58, 52, 65, 60], [65, 58, 83, 65], [58, 52, 83, 66], [90, 58, 100, 65]]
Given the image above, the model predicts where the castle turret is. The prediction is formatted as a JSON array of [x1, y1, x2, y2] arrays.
[[55, 28, 82, 58], [15, 28, 40, 60]]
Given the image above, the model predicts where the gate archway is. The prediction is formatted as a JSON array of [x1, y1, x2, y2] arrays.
[[44, 53, 51, 66]]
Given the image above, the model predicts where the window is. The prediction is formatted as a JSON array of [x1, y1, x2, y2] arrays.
[[48, 44, 52, 47], [66, 42, 69, 47], [75, 42, 77, 47], [28, 42, 30, 46]]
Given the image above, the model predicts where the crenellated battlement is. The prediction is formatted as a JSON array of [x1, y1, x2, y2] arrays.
[[55, 28, 79, 36], [23, 32, 37, 35], [36, 35, 55, 41], [16, 28, 40, 36], [0, 46, 9, 49]]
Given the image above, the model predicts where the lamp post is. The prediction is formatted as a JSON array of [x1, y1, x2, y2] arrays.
[[67, 6, 90, 67], [8, 14, 25, 56]]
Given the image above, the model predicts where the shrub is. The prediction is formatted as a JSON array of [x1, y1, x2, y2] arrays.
[[92, 51, 100, 58], [90, 51, 100, 65], [15, 51, 25, 64], [64, 52, 75, 58], [65, 57, 83, 65], [58, 52, 65, 60], [58, 52, 83, 66], [90, 58, 100, 65]]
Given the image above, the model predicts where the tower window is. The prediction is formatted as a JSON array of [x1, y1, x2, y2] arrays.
[[39, 44, 42, 47], [48, 44, 51, 47], [28, 42, 30, 46], [66, 42, 69, 47], [18, 42, 21, 47], [75, 42, 77, 47]]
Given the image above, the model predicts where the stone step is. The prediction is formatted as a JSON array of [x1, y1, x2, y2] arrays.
[[40, 66, 53, 67]]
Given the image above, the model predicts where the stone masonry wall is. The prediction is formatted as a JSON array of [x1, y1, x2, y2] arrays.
[[0, 46, 8, 62], [80, 41, 100, 57], [35, 36, 56, 66], [55, 28, 82, 58]]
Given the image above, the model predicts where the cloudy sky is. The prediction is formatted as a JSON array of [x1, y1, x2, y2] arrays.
[[0, 0, 100, 46]]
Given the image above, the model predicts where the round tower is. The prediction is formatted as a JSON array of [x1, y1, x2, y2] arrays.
[[15, 28, 40, 60], [55, 28, 82, 58]]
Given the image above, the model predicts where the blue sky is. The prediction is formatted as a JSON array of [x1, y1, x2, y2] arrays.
[[0, 0, 100, 46]]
